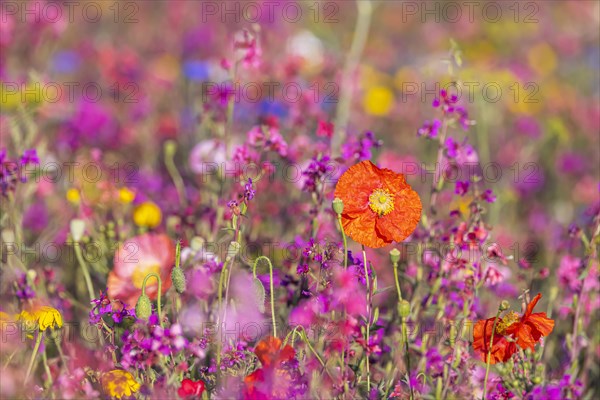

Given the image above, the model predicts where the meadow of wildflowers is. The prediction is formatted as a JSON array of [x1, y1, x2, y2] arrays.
[[1, 1, 599, 399]]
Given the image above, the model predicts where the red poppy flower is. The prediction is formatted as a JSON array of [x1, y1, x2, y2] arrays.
[[334, 160, 422, 248], [177, 378, 205, 399], [243, 336, 296, 399], [473, 293, 555, 364]]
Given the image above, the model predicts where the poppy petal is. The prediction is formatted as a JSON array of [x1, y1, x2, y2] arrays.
[[334, 161, 379, 215], [524, 293, 542, 317], [342, 212, 387, 248], [526, 312, 555, 338], [514, 322, 536, 350], [375, 189, 422, 242]]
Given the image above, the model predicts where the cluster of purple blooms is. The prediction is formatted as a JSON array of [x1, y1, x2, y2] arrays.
[[418, 89, 470, 139], [120, 317, 188, 370], [89, 291, 135, 325], [0, 148, 39, 196]]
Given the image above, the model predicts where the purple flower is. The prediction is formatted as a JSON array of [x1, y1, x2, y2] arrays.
[[89, 290, 134, 325], [481, 189, 497, 203], [341, 131, 382, 161], [433, 88, 459, 113], [244, 178, 255, 201], [558, 255, 583, 291], [455, 181, 470, 196], [20, 149, 39, 165], [302, 155, 334, 193], [296, 263, 309, 275], [417, 119, 442, 138], [445, 137, 459, 158], [15, 273, 35, 300]]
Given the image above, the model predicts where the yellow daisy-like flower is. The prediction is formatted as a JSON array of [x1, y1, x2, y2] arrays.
[[118, 187, 136, 204], [19, 306, 63, 332], [133, 201, 162, 228], [101, 370, 141, 399]]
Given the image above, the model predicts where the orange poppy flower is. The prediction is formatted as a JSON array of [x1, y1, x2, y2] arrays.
[[107, 233, 175, 308], [473, 293, 555, 364], [334, 160, 422, 248], [243, 336, 296, 399]]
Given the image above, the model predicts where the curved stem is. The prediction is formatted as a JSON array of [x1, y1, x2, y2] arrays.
[[482, 307, 503, 399], [164, 142, 186, 208], [25, 330, 43, 383], [252, 256, 277, 338], [141, 272, 163, 328]]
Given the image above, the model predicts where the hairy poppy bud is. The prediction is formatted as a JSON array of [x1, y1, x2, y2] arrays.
[[399, 300, 411, 318], [500, 300, 510, 311], [135, 294, 152, 320], [389, 248, 401, 264], [171, 267, 186, 294], [332, 198, 344, 214]]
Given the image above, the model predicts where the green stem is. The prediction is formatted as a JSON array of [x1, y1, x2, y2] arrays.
[[25, 330, 43, 383], [74, 242, 96, 302], [402, 318, 414, 400], [482, 307, 503, 400], [141, 273, 163, 328], [337, 214, 348, 268], [252, 256, 277, 338], [362, 246, 371, 392], [53, 335, 68, 372], [392, 261, 402, 301], [42, 347, 53, 388], [216, 256, 232, 367]]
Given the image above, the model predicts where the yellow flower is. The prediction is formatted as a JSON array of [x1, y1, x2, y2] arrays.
[[19, 306, 63, 332], [133, 201, 162, 228], [118, 188, 136, 204], [0, 81, 45, 110], [363, 86, 394, 116], [66, 188, 81, 204], [528, 42, 557, 77], [101, 370, 140, 399]]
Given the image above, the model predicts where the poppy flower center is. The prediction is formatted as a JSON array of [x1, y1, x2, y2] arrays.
[[495, 311, 520, 335], [132, 264, 161, 289], [369, 188, 394, 216]]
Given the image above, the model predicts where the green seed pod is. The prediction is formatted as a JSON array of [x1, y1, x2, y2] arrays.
[[389, 248, 401, 264], [135, 294, 152, 320], [171, 267, 186, 294], [332, 198, 344, 214], [399, 299, 411, 318], [500, 300, 510, 311]]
